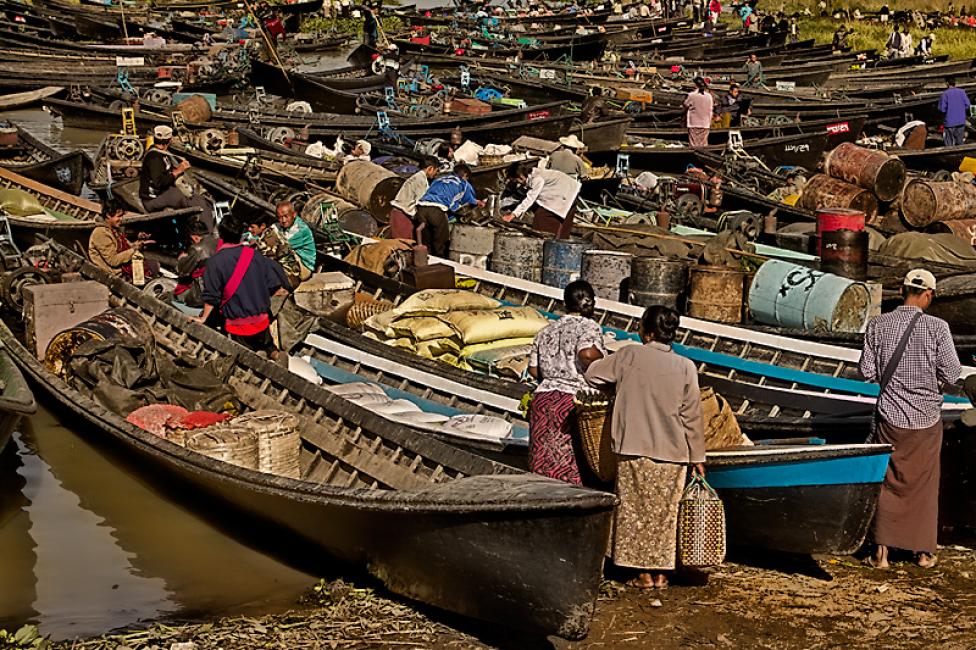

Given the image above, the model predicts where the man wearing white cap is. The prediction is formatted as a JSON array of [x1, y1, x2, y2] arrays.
[[139, 124, 214, 231], [859, 268, 961, 570], [549, 135, 587, 181]]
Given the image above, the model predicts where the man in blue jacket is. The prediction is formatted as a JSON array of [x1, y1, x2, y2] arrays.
[[939, 77, 971, 147], [413, 163, 482, 257]]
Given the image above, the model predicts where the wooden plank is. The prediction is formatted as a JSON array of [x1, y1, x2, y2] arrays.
[[0, 166, 101, 212]]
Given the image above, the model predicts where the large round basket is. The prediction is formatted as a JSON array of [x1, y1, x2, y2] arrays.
[[187, 426, 259, 470], [574, 392, 616, 482], [346, 294, 395, 330], [234, 410, 303, 479]]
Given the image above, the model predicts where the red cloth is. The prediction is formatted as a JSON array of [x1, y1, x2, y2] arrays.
[[179, 411, 231, 429], [226, 312, 270, 336], [388, 207, 416, 240], [127, 404, 189, 436]]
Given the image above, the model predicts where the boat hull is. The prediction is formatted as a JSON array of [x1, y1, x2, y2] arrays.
[[707, 446, 890, 555]]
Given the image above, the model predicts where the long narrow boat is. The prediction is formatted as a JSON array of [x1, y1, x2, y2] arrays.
[[1, 253, 616, 639], [0, 345, 35, 456]]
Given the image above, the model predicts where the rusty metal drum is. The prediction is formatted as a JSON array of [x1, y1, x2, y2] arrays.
[[823, 142, 906, 202], [799, 174, 878, 220], [687, 265, 745, 324], [820, 229, 869, 281], [491, 233, 545, 282], [901, 179, 976, 227], [334, 161, 404, 224]]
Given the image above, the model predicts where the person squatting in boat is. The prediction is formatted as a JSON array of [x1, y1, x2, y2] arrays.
[[88, 199, 159, 281]]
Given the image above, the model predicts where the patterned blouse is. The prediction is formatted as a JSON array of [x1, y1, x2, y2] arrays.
[[529, 315, 606, 395]]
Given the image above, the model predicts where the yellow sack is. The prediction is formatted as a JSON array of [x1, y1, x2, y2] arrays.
[[440, 307, 548, 345], [363, 309, 400, 337], [459, 337, 536, 358], [388, 315, 460, 342], [0, 188, 45, 217], [416, 338, 463, 358], [393, 289, 500, 317], [701, 386, 751, 450]]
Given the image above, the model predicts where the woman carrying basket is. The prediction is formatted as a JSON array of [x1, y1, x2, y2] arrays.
[[585, 305, 706, 589], [527, 280, 606, 485]]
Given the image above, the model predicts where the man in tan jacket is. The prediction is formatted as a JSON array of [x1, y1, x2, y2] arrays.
[[88, 200, 151, 277]]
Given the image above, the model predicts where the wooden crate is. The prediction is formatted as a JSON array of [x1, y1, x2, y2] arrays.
[[614, 87, 653, 103], [25, 281, 110, 360], [450, 98, 492, 115]]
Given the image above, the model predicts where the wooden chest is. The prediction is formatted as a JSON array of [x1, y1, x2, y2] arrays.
[[25, 281, 110, 360]]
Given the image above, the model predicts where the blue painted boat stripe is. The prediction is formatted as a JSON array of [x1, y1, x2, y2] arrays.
[[521, 303, 967, 404], [707, 453, 891, 489], [305, 357, 530, 440]]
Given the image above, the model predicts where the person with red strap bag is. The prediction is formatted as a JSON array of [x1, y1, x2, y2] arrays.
[[194, 229, 290, 355]]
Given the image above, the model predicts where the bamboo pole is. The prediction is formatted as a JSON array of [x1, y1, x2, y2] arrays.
[[243, 0, 291, 85]]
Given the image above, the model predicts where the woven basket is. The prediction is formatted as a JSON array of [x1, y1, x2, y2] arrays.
[[479, 154, 505, 166], [574, 392, 617, 482], [678, 475, 726, 567], [234, 410, 302, 479], [187, 426, 259, 470], [346, 294, 396, 330]]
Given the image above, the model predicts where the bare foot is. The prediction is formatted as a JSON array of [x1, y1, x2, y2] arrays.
[[626, 572, 655, 589], [917, 553, 938, 569], [865, 545, 889, 569], [653, 572, 669, 589]]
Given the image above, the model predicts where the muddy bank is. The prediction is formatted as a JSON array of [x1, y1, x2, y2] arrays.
[[49, 545, 976, 650]]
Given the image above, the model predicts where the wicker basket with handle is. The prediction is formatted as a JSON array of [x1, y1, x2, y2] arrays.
[[678, 474, 726, 567], [574, 391, 617, 482]]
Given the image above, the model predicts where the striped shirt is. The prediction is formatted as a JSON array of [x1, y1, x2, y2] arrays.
[[858, 306, 961, 429]]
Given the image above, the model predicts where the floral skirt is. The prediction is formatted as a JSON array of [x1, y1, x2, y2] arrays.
[[611, 456, 687, 570], [528, 390, 582, 485]]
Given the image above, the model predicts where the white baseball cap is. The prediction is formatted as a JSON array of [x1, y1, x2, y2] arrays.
[[904, 269, 936, 291], [153, 125, 174, 140]]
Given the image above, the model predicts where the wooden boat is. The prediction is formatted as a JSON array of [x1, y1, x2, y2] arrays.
[[0, 166, 197, 249], [628, 115, 868, 148], [170, 143, 338, 188], [0, 346, 35, 456], [0, 84, 62, 110], [707, 443, 891, 554], [1, 253, 616, 639]]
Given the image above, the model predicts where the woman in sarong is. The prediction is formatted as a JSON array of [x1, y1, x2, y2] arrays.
[[527, 281, 605, 485], [585, 306, 706, 589]]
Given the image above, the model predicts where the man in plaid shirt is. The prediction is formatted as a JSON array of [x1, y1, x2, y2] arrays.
[[859, 269, 961, 569]]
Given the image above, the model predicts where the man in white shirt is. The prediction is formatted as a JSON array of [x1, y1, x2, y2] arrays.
[[502, 163, 582, 238], [388, 156, 440, 240]]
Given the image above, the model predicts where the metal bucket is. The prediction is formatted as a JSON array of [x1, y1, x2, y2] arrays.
[[174, 94, 212, 123], [581, 250, 632, 302], [687, 265, 745, 324], [823, 142, 906, 202], [334, 161, 404, 223], [901, 179, 976, 227], [820, 229, 868, 281], [542, 238, 594, 289], [630, 257, 689, 311], [491, 233, 545, 282], [798, 174, 878, 220], [44, 307, 154, 378], [748, 259, 871, 333], [449, 224, 496, 270]]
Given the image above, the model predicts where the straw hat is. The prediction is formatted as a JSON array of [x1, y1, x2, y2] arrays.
[[558, 134, 586, 150]]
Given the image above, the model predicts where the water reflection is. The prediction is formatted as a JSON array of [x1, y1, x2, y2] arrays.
[[0, 403, 316, 641]]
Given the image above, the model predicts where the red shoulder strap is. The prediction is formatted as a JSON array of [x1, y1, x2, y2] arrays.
[[221, 246, 255, 308]]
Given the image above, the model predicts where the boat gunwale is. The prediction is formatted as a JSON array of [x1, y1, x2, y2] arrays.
[[7, 246, 616, 514]]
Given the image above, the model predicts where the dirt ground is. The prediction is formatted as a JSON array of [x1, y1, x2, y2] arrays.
[[53, 546, 976, 650]]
